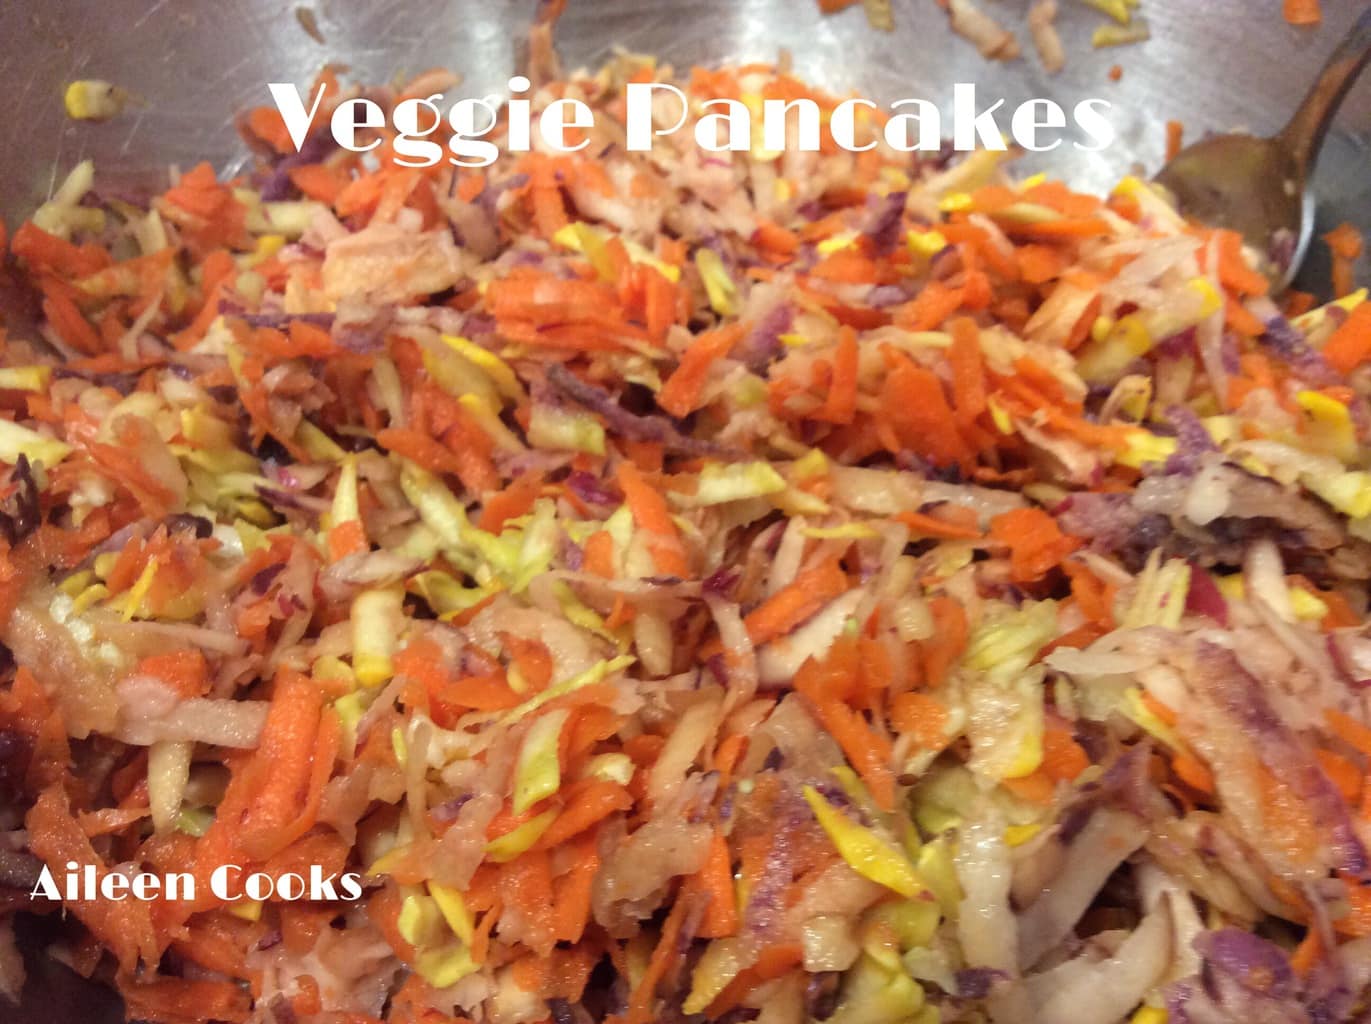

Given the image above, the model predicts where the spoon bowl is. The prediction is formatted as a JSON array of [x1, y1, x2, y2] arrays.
[[1154, 7, 1371, 289], [1154, 132, 1311, 286]]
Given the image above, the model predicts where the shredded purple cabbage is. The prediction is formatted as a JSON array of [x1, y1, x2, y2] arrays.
[[736, 303, 792, 372], [1164, 404, 1218, 475], [332, 304, 393, 353], [259, 132, 338, 202], [1259, 316, 1339, 386], [243, 311, 336, 331], [954, 968, 1008, 1000], [1185, 567, 1229, 626], [546, 363, 734, 458], [1194, 643, 1371, 878], [702, 567, 739, 596], [1155, 326, 1198, 360], [866, 284, 909, 308], [1163, 929, 1351, 1024], [565, 469, 622, 508], [864, 191, 907, 256]]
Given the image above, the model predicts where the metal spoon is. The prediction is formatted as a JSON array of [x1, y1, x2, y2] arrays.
[[1154, 7, 1371, 289]]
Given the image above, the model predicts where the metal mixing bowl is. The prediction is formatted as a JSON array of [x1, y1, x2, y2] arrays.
[[1, 0, 1369, 1019], [3, 0, 1369, 288]]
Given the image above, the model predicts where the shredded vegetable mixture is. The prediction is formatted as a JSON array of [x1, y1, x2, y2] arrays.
[[4, 41, 1371, 1024]]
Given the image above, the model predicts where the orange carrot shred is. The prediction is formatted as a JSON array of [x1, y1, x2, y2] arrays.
[[743, 557, 848, 647], [1284, 0, 1322, 26], [658, 323, 746, 419], [617, 461, 690, 577]]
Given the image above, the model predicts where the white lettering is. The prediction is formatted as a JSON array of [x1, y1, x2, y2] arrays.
[[952, 83, 1007, 151], [885, 98, 942, 152], [1073, 98, 1116, 152], [762, 98, 821, 153], [541, 98, 594, 153], [261, 78, 1119, 166], [830, 98, 879, 152], [507, 74, 533, 152], [1012, 99, 1066, 153], [29, 864, 59, 900], [210, 863, 243, 902], [448, 97, 501, 168], [695, 98, 750, 152], [337, 870, 364, 901], [164, 871, 194, 901], [392, 95, 446, 168], [624, 82, 689, 151], [266, 81, 329, 151], [330, 98, 384, 153]]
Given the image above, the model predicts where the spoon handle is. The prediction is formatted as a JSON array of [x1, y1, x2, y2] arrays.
[[1279, 6, 1371, 177]]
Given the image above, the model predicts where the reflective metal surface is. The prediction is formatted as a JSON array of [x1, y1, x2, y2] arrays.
[[1, 1, 1367, 291], [1, 1, 1369, 290], [1154, 6, 1371, 287], [0, 1, 1368, 1019]]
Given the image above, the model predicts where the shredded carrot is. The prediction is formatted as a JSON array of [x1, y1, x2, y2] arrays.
[[880, 349, 973, 469], [537, 780, 633, 850], [896, 280, 964, 332], [658, 322, 746, 418], [947, 316, 987, 428], [706, 942, 805, 1016], [988, 507, 1080, 583], [26, 787, 161, 972], [288, 162, 350, 205], [1040, 726, 1089, 782], [920, 596, 968, 687], [890, 691, 949, 751], [581, 529, 616, 579], [246, 106, 298, 154], [11, 221, 111, 277], [754, 219, 801, 259], [743, 557, 849, 646], [1326, 222, 1364, 299], [1326, 222, 1364, 261], [1225, 295, 1267, 338], [812, 327, 859, 424], [895, 508, 982, 541], [173, 248, 237, 350], [1213, 229, 1270, 297], [234, 670, 330, 860], [1171, 751, 1216, 795], [796, 637, 896, 809], [625, 890, 691, 1024], [1063, 560, 1117, 627], [691, 830, 740, 938], [1002, 770, 1055, 806], [1257, 765, 1321, 865], [136, 649, 210, 698], [1165, 120, 1184, 162], [1284, 0, 1322, 25], [1322, 303, 1371, 374], [119, 976, 252, 1024], [617, 461, 691, 577], [1327, 708, 1371, 758], [1291, 927, 1323, 977], [1321, 590, 1361, 631], [1141, 692, 1179, 728], [478, 471, 545, 533], [1317, 748, 1362, 804], [1004, 217, 1112, 240], [549, 835, 599, 946]]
